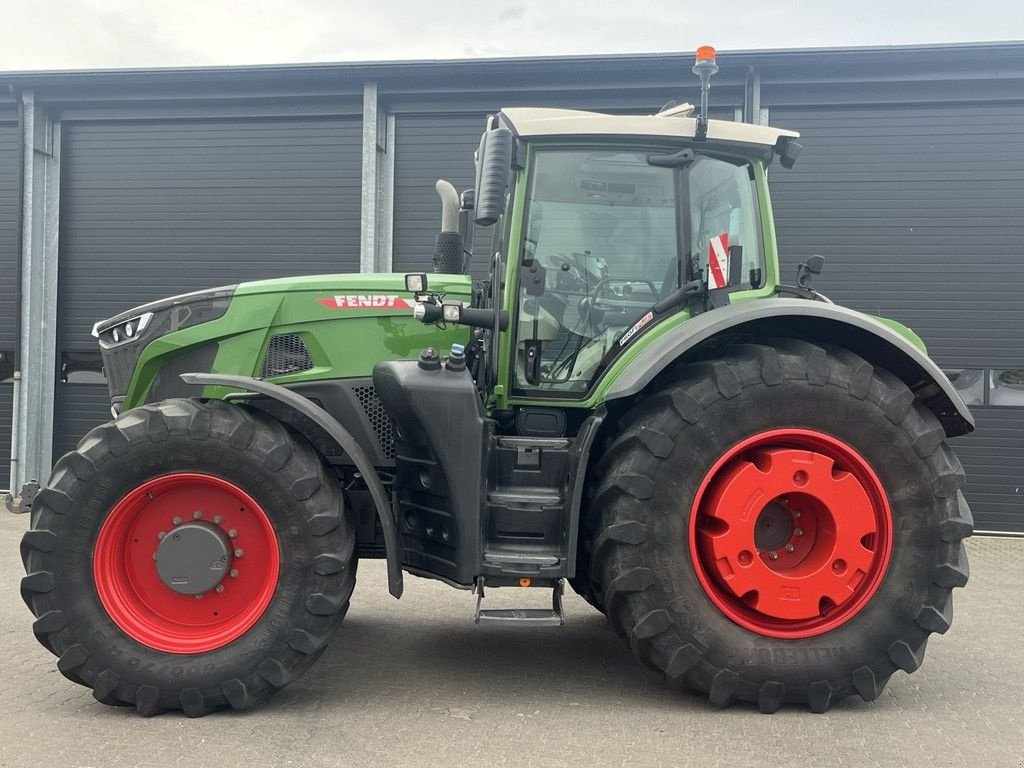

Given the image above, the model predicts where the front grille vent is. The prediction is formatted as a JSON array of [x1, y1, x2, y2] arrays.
[[260, 334, 314, 379], [353, 384, 394, 459]]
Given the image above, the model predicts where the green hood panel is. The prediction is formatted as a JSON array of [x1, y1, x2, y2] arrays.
[[122, 273, 473, 408]]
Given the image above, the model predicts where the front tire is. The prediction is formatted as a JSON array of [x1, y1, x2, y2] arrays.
[[587, 341, 972, 712], [21, 399, 356, 716]]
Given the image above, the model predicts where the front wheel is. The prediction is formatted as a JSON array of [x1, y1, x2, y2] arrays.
[[21, 399, 356, 716], [587, 341, 972, 712]]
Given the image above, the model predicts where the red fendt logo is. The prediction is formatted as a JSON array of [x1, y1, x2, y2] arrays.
[[317, 295, 416, 310]]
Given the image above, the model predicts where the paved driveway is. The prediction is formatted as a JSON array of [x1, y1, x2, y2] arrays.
[[2, 513, 1022, 768]]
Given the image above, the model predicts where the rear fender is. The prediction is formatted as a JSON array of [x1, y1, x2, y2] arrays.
[[604, 298, 974, 438]]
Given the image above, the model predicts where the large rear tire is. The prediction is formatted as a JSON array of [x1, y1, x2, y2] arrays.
[[21, 398, 356, 716], [586, 341, 972, 712]]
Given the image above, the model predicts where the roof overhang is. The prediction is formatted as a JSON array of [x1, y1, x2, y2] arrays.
[[499, 107, 799, 151]]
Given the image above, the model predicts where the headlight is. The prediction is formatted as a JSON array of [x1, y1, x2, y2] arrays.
[[96, 312, 153, 349], [92, 286, 236, 349]]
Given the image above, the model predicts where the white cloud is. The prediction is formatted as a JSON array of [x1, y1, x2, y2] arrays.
[[0, 0, 1020, 71]]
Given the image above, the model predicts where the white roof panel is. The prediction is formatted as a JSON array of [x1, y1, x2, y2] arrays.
[[500, 107, 798, 149]]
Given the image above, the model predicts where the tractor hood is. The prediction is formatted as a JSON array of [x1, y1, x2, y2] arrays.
[[96, 273, 474, 413]]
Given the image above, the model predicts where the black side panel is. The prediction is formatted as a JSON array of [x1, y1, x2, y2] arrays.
[[373, 360, 487, 586], [278, 378, 396, 467], [145, 344, 219, 403]]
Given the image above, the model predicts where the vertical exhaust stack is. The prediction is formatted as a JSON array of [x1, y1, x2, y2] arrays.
[[433, 180, 465, 274]]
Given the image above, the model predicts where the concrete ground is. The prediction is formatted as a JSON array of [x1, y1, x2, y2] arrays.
[[1, 513, 1022, 768]]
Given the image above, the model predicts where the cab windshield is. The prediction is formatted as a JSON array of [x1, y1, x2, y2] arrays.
[[513, 147, 762, 395]]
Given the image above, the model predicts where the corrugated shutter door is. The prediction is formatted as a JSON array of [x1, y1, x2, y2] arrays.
[[769, 103, 1024, 532], [54, 116, 363, 460], [0, 114, 19, 487], [392, 113, 492, 278]]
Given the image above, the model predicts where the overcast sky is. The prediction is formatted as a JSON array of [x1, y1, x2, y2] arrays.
[[1, 0, 1021, 71]]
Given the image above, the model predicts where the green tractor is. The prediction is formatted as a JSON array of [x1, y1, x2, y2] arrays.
[[21, 49, 973, 716]]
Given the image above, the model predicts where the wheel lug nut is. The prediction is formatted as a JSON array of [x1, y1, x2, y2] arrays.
[[769, 551, 779, 561], [234, 548, 244, 558], [786, 544, 795, 552], [193, 511, 202, 520], [213, 515, 223, 525], [228, 529, 238, 539], [215, 584, 224, 593], [230, 569, 238, 578], [793, 511, 801, 518], [157, 531, 166, 540], [194, 594, 204, 600], [794, 528, 803, 536], [172, 516, 182, 526]]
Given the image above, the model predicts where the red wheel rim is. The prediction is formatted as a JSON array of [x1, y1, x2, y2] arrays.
[[93, 473, 280, 654], [689, 429, 892, 639]]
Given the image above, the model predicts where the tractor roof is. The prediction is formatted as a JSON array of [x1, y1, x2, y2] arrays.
[[499, 106, 799, 150]]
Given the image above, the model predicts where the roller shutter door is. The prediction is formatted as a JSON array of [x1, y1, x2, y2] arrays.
[[55, 116, 363, 459], [392, 113, 492, 279], [0, 112, 18, 487], [769, 103, 1024, 532]]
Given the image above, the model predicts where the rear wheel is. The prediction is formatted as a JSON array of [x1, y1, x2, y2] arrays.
[[21, 399, 356, 716], [587, 341, 972, 712]]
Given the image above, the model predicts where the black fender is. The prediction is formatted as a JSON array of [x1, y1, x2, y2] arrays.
[[180, 372, 403, 598], [605, 298, 974, 438]]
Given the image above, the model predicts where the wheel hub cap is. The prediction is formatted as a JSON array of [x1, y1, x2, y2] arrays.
[[154, 521, 233, 595], [93, 473, 280, 654], [689, 429, 893, 639]]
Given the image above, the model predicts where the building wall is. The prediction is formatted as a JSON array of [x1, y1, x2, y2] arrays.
[[0, 108, 18, 488], [3, 45, 1022, 528]]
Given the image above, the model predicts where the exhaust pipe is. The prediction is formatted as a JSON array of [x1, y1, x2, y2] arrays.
[[433, 180, 465, 274]]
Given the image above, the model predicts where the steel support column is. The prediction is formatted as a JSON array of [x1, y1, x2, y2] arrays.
[[360, 82, 379, 272], [11, 91, 60, 495], [360, 82, 394, 273], [375, 114, 395, 272]]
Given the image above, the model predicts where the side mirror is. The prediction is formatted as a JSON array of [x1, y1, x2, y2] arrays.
[[474, 127, 513, 226], [797, 255, 825, 288], [776, 136, 803, 170]]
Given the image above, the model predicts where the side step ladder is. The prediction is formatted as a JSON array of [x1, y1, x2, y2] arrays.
[[474, 577, 565, 627]]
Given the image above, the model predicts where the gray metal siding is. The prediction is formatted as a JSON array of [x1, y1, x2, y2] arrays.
[[58, 117, 363, 351], [0, 118, 17, 352], [1, 116, 18, 483], [392, 113, 493, 277], [0, 385, 11, 488], [954, 409, 1024, 533], [769, 103, 1024, 368], [52, 383, 108, 462], [769, 103, 1024, 531], [54, 116, 363, 456]]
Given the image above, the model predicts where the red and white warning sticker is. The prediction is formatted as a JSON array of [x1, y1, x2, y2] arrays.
[[317, 295, 416, 310], [707, 233, 730, 290]]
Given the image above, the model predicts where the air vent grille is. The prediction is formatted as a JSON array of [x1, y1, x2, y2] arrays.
[[260, 334, 314, 379], [353, 384, 394, 459]]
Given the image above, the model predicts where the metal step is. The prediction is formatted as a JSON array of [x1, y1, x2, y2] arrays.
[[482, 551, 560, 567], [474, 578, 565, 627]]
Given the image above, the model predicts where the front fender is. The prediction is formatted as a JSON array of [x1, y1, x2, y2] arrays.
[[604, 298, 974, 438]]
